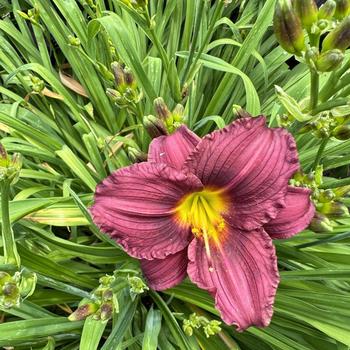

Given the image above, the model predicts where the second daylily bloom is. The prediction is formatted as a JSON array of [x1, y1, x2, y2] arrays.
[[91, 116, 314, 331]]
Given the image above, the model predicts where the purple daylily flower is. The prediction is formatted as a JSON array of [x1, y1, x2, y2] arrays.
[[91, 116, 315, 331]]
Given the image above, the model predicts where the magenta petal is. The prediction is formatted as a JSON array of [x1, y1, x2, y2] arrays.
[[187, 227, 279, 331], [184, 116, 299, 230], [148, 125, 200, 170], [264, 186, 315, 239], [141, 248, 188, 290], [91, 162, 202, 259]]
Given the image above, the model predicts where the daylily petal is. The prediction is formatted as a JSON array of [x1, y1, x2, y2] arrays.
[[149, 125, 200, 169], [184, 116, 299, 230], [187, 226, 279, 331], [264, 186, 315, 239], [140, 248, 188, 290], [91, 162, 202, 259]]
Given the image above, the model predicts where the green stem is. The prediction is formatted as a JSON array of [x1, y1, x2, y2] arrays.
[[1, 180, 20, 267], [144, 11, 170, 72], [309, 68, 319, 111], [311, 98, 349, 115], [312, 138, 329, 170]]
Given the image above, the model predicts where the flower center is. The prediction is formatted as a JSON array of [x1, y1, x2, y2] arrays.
[[175, 188, 229, 243]]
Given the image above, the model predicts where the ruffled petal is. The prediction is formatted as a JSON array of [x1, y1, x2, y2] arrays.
[[187, 226, 279, 331], [141, 248, 188, 290], [148, 125, 200, 170], [91, 162, 202, 259], [264, 186, 315, 239], [184, 116, 299, 230]]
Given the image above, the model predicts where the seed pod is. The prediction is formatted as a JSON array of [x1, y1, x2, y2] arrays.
[[334, 0, 350, 19], [322, 16, 350, 51], [318, 0, 336, 19], [315, 49, 344, 71], [274, 0, 306, 55], [294, 0, 318, 29], [309, 212, 333, 232], [143, 115, 168, 138], [332, 124, 350, 139]]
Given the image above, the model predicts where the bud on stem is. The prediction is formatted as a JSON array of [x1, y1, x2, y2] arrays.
[[274, 0, 305, 55], [318, 0, 337, 19], [294, 0, 318, 29], [315, 49, 344, 71], [322, 17, 350, 52]]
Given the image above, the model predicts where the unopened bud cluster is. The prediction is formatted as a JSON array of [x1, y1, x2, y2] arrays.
[[29, 75, 45, 94], [107, 62, 139, 108], [121, 0, 148, 11], [291, 166, 350, 232], [17, 7, 40, 25], [143, 97, 186, 138], [299, 107, 350, 139], [0, 271, 37, 309], [274, 0, 350, 72], [183, 313, 221, 338], [69, 270, 148, 322], [0, 144, 22, 185]]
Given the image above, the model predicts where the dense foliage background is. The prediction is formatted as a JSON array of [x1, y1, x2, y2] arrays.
[[0, 0, 350, 349]]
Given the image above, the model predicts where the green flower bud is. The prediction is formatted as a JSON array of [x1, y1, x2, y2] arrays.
[[172, 104, 185, 122], [317, 201, 349, 217], [106, 88, 127, 106], [294, 0, 318, 29], [322, 17, 350, 51], [274, 0, 305, 55], [154, 97, 171, 120], [315, 49, 344, 71], [318, 0, 336, 19], [100, 302, 113, 321], [68, 302, 99, 321], [309, 212, 333, 232], [128, 276, 148, 295], [333, 185, 350, 197], [332, 124, 350, 139], [0, 144, 23, 185], [203, 320, 222, 338], [183, 319, 193, 336], [68, 35, 81, 47], [143, 115, 168, 138], [111, 62, 125, 89], [127, 147, 147, 163], [334, 0, 350, 19], [318, 189, 336, 202]]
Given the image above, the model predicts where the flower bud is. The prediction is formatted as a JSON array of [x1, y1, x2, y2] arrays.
[[322, 17, 350, 51], [100, 302, 113, 321], [172, 104, 185, 122], [68, 302, 99, 321], [318, 0, 336, 19], [274, 0, 306, 55], [332, 124, 350, 139], [294, 0, 318, 29], [203, 320, 222, 338], [183, 319, 193, 336], [143, 115, 168, 138], [333, 185, 350, 197], [128, 276, 148, 295], [318, 201, 349, 217], [334, 0, 350, 19], [154, 97, 170, 120], [318, 189, 336, 202], [232, 105, 253, 119], [315, 49, 344, 71], [127, 147, 147, 163], [111, 62, 125, 88], [309, 212, 333, 232], [68, 35, 81, 47]]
